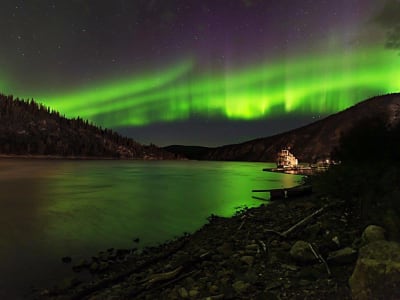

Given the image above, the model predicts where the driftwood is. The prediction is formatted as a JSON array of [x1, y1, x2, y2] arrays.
[[65, 236, 190, 300], [144, 265, 183, 286], [308, 243, 331, 276], [154, 269, 200, 291], [256, 239, 269, 265], [264, 205, 328, 238], [128, 251, 211, 298], [281, 205, 327, 237], [204, 294, 225, 300], [238, 220, 246, 231]]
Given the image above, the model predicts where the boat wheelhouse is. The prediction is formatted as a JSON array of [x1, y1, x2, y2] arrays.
[[276, 149, 298, 168]]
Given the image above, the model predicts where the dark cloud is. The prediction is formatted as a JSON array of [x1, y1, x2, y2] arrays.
[[374, 0, 400, 50], [374, 0, 400, 27]]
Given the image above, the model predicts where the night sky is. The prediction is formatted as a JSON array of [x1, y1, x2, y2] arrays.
[[1, 0, 399, 146]]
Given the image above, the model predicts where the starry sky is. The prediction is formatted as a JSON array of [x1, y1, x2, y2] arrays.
[[1, 0, 400, 146]]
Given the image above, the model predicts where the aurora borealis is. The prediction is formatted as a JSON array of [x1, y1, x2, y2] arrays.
[[37, 47, 400, 127], [1, 0, 399, 146]]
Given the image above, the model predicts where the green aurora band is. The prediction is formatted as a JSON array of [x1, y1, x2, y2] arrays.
[[10, 47, 400, 127]]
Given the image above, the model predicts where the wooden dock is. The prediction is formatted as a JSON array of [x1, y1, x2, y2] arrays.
[[263, 165, 328, 175], [252, 184, 312, 200]]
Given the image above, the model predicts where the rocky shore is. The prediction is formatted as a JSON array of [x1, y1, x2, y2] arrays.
[[35, 192, 399, 299]]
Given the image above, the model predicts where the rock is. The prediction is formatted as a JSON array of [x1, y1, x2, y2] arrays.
[[72, 259, 90, 271], [331, 236, 340, 247], [349, 241, 400, 300], [270, 240, 280, 247], [57, 277, 81, 291], [281, 264, 298, 271], [289, 241, 318, 263], [61, 256, 72, 263], [178, 287, 189, 299], [245, 243, 259, 251], [265, 281, 282, 291], [217, 242, 233, 257], [304, 222, 322, 240], [297, 264, 326, 280], [89, 262, 99, 272], [209, 284, 219, 294], [240, 255, 254, 266], [263, 290, 280, 300], [116, 248, 130, 257], [211, 254, 223, 262], [189, 289, 199, 297], [184, 276, 195, 286], [232, 280, 250, 294], [361, 225, 386, 244], [280, 241, 291, 251], [298, 279, 311, 286], [98, 261, 109, 271], [327, 247, 358, 265]]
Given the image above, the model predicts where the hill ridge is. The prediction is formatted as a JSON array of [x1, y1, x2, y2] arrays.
[[166, 93, 400, 162], [0, 93, 177, 159]]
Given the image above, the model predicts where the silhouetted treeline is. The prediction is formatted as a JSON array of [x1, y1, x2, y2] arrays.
[[315, 116, 400, 240], [332, 115, 400, 164], [0, 94, 177, 159]]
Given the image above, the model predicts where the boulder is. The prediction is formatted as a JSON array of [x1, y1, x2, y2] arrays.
[[240, 255, 254, 266], [361, 225, 385, 244], [290, 241, 318, 263], [232, 280, 250, 294], [61, 256, 72, 263], [327, 247, 358, 265], [349, 241, 400, 300], [178, 287, 188, 299]]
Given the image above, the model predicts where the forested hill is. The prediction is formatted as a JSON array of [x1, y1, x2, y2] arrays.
[[0, 94, 177, 159]]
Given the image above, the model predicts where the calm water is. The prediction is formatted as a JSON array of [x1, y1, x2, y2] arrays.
[[0, 159, 301, 299]]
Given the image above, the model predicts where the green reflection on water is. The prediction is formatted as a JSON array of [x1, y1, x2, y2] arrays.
[[0, 159, 301, 298], [38, 161, 300, 252]]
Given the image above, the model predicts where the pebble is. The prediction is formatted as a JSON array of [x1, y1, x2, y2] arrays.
[[232, 280, 250, 294], [209, 284, 219, 294], [189, 289, 199, 297], [178, 287, 189, 299], [245, 244, 259, 251], [240, 255, 254, 266]]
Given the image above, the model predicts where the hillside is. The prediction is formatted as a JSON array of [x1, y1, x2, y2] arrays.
[[0, 94, 177, 159], [166, 93, 400, 162]]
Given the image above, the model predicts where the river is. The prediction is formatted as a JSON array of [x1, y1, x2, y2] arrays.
[[0, 159, 301, 299]]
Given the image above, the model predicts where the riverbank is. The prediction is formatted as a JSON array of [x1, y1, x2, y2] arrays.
[[33, 190, 369, 300]]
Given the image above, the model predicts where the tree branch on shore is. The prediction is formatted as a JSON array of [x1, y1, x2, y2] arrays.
[[264, 205, 328, 238]]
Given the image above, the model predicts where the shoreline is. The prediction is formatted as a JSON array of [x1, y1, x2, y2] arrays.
[[0, 154, 186, 161], [34, 192, 364, 299], [0, 154, 123, 160]]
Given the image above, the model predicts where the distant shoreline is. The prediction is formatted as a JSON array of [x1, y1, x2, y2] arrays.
[[0, 154, 133, 160]]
